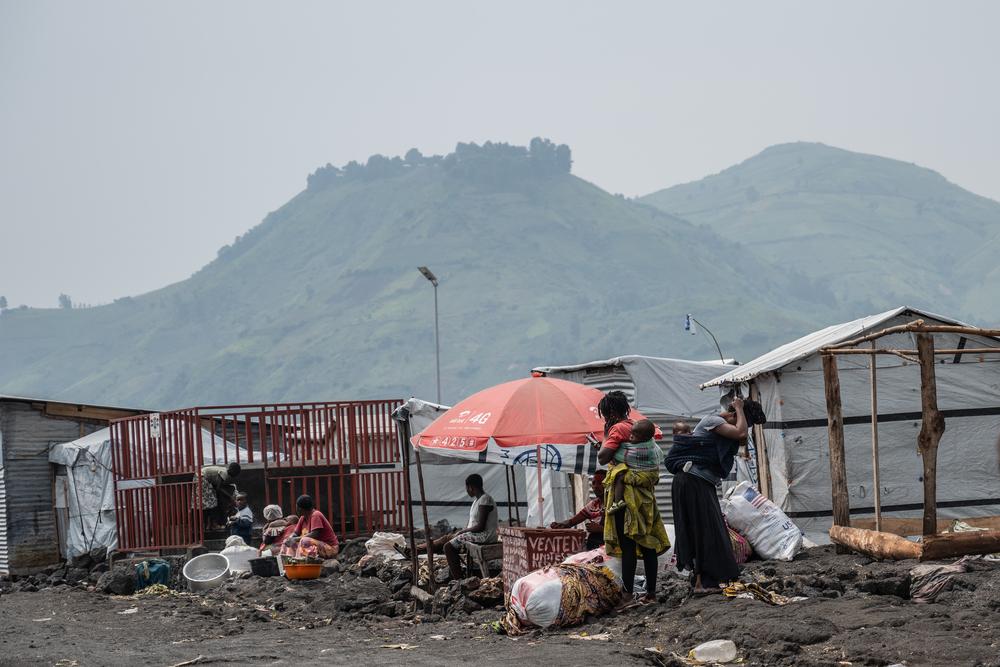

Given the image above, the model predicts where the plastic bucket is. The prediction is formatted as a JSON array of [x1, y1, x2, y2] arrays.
[[284, 562, 322, 580]]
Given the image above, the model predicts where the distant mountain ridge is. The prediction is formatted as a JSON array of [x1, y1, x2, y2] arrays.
[[641, 142, 1000, 320], [1, 139, 996, 409]]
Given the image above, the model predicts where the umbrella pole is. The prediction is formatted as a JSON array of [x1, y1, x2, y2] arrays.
[[512, 466, 521, 525], [505, 465, 513, 523], [536, 444, 543, 527], [414, 446, 436, 592]]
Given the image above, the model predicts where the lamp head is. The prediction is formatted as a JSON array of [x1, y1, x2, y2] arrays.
[[418, 266, 438, 286]]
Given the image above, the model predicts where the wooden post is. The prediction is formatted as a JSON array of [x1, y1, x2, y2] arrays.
[[750, 383, 772, 498], [916, 333, 946, 537], [413, 446, 436, 592], [398, 416, 420, 586], [869, 343, 882, 532], [822, 354, 851, 548]]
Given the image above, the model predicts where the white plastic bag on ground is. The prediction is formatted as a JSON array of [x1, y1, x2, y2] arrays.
[[220, 535, 258, 573], [508, 568, 564, 629], [722, 482, 802, 561], [365, 532, 406, 560]]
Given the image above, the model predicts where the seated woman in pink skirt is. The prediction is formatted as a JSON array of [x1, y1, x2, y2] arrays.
[[281, 494, 339, 560]]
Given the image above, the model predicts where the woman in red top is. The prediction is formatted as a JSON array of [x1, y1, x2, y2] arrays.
[[594, 391, 667, 605], [282, 495, 339, 560]]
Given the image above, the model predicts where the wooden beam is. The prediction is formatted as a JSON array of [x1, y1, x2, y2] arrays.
[[829, 525, 921, 560], [822, 354, 851, 539], [921, 530, 1000, 561], [869, 345, 882, 532], [853, 515, 1000, 537], [822, 347, 1000, 356], [749, 382, 772, 499], [916, 333, 946, 537], [825, 320, 1000, 351], [43, 402, 145, 423]]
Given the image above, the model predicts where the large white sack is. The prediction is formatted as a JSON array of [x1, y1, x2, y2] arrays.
[[722, 482, 802, 561], [365, 532, 407, 560], [508, 568, 564, 629]]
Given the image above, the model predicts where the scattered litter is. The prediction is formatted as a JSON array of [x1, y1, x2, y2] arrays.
[[54, 661, 78, 666], [910, 557, 972, 604], [380, 643, 418, 650], [568, 631, 611, 641], [139, 583, 173, 597], [167, 657, 203, 667], [429, 635, 448, 641], [690, 639, 738, 664], [117, 607, 138, 615], [723, 581, 806, 606], [32, 618, 52, 622]]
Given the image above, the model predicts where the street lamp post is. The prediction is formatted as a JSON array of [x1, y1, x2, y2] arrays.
[[418, 266, 441, 404], [685, 313, 725, 363]]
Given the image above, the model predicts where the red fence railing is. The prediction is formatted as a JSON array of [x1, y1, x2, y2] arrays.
[[111, 400, 405, 552]]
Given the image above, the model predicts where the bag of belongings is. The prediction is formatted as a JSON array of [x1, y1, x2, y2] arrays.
[[722, 482, 802, 561], [500, 563, 623, 635]]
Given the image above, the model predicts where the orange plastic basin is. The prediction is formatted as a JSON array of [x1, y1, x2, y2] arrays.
[[284, 562, 323, 580]]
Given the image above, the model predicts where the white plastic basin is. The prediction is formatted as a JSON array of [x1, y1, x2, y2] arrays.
[[182, 553, 230, 592]]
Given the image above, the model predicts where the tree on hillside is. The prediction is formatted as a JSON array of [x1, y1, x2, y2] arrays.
[[0, 296, 7, 310], [58, 293, 72, 309]]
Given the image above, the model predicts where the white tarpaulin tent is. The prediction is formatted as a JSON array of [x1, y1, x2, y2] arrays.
[[702, 306, 1000, 542], [394, 398, 572, 529], [49, 427, 241, 558]]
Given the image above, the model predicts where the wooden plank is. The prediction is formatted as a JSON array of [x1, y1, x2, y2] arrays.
[[869, 345, 882, 532], [853, 515, 1000, 536], [42, 402, 145, 423], [822, 354, 850, 538], [829, 525, 921, 560], [822, 348, 1000, 356], [750, 382, 772, 499], [916, 334, 946, 536], [921, 530, 1000, 561], [825, 320, 1000, 351]]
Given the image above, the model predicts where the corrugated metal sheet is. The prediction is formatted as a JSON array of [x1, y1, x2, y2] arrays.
[[0, 457, 8, 575], [540, 363, 701, 523], [0, 402, 88, 573]]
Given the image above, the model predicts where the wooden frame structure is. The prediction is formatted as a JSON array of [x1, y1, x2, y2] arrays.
[[820, 320, 1000, 560]]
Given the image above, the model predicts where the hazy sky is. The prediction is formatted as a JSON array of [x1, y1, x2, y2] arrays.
[[2, 1, 998, 307]]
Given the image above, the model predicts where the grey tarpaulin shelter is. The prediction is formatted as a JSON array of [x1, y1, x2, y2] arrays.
[[532, 355, 739, 521], [702, 306, 1000, 542]]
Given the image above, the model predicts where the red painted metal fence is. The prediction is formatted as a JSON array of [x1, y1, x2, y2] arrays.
[[111, 400, 405, 552]]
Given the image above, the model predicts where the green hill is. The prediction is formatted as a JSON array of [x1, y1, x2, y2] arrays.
[[641, 142, 1000, 321], [0, 140, 824, 408]]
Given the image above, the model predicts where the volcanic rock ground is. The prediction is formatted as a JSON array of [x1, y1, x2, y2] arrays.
[[1, 546, 999, 666]]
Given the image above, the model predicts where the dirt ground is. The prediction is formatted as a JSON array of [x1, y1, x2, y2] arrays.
[[2, 546, 999, 667]]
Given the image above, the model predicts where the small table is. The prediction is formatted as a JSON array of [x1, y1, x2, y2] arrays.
[[498, 526, 586, 595]]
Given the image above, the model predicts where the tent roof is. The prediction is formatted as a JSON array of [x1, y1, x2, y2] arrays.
[[701, 306, 983, 388], [532, 354, 734, 375]]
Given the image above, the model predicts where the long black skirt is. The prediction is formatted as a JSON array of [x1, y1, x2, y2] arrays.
[[671, 470, 739, 589]]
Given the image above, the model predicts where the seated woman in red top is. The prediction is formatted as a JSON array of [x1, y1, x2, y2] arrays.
[[282, 494, 339, 560]]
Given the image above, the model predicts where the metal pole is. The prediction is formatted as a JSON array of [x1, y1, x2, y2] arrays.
[[398, 415, 420, 585], [870, 343, 882, 532], [692, 316, 725, 363], [433, 282, 441, 404]]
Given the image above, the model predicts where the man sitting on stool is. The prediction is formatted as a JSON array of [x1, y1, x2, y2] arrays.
[[401, 473, 498, 580]]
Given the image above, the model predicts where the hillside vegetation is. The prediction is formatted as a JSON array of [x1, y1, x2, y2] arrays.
[[642, 142, 1000, 321], [2, 140, 996, 409]]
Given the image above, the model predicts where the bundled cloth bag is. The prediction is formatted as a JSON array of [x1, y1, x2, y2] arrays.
[[221, 535, 259, 573], [722, 482, 802, 561], [501, 563, 623, 635]]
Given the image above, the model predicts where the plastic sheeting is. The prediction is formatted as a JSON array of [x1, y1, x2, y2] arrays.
[[709, 308, 1000, 542], [534, 355, 734, 419], [49, 427, 242, 558]]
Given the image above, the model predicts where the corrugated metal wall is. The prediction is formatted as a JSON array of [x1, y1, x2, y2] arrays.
[[544, 365, 697, 523], [0, 402, 98, 573]]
